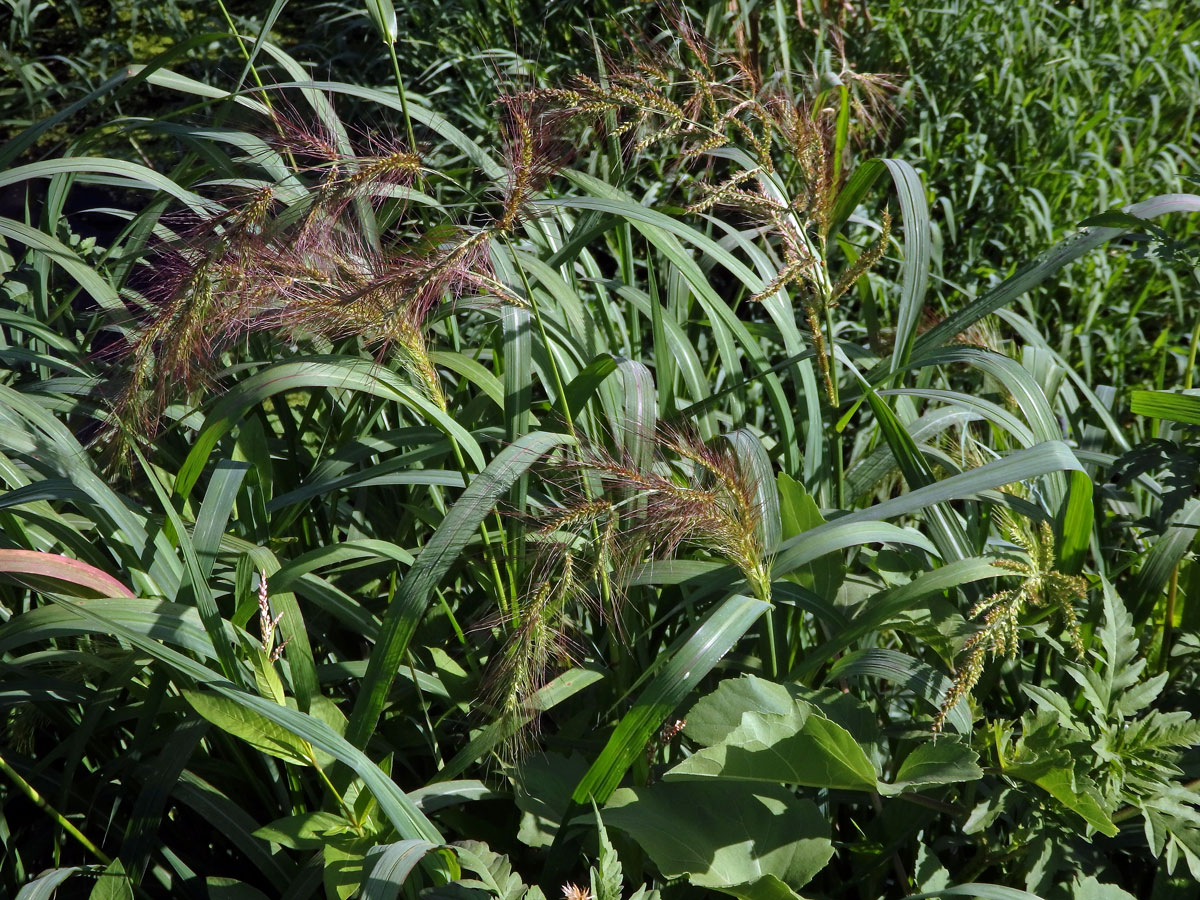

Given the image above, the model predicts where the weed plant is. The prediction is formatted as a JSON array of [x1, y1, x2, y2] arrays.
[[1, 3, 1200, 900]]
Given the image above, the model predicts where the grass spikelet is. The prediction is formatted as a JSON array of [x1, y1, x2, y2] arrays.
[[830, 207, 891, 303], [935, 512, 1088, 732]]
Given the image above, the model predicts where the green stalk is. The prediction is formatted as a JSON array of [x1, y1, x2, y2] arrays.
[[0, 749, 112, 866], [214, 0, 298, 171], [1157, 319, 1200, 672], [437, 386, 514, 616], [824, 297, 845, 509], [385, 40, 419, 161], [506, 241, 616, 613], [308, 748, 364, 833]]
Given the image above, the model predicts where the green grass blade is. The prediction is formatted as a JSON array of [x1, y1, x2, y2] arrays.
[[174, 357, 484, 502], [132, 446, 245, 687], [572, 593, 770, 804], [912, 193, 1200, 355], [0, 549, 134, 599], [345, 431, 574, 748], [0, 217, 123, 311], [772, 522, 938, 578], [47, 595, 443, 842], [1131, 389, 1200, 425]]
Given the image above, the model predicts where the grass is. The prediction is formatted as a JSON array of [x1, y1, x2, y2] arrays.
[[1, 2, 1199, 899]]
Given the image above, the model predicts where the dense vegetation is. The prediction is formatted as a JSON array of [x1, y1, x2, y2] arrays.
[[2, 1, 1199, 899]]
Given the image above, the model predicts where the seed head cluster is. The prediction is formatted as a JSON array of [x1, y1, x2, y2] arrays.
[[486, 427, 775, 752], [935, 513, 1087, 732]]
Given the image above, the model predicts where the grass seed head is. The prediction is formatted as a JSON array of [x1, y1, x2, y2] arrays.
[[935, 512, 1088, 732]]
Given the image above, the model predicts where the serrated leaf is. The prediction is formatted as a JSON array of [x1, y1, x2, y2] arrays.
[[1020, 684, 1080, 730], [452, 841, 527, 900], [590, 802, 622, 900], [1017, 765, 1118, 837]]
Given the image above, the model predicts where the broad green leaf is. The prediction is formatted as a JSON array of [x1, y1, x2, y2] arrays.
[[325, 837, 373, 900], [514, 753, 590, 849], [776, 474, 842, 599], [572, 594, 770, 803], [203, 878, 273, 900], [683, 676, 796, 748], [185, 690, 313, 766], [132, 64, 271, 116], [901, 887, 1049, 900], [605, 782, 832, 891], [254, 812, 356, 849], [879, 741, 983, 795], [667, 682, 878, 792], [619, 358, 657, 472], [1067, 876, 1137, 900], [88, 859, 132, 900], [1131, 389, 1200, 425], [720, 875, 807, 900]]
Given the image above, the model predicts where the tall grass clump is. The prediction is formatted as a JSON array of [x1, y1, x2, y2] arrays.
[[1, 3, 1199, 900]]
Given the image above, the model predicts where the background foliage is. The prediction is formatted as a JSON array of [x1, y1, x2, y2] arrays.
[[2, 1, 1199, 899]]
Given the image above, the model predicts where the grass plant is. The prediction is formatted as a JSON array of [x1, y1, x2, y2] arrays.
[[1, 2, 1200, 899]]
